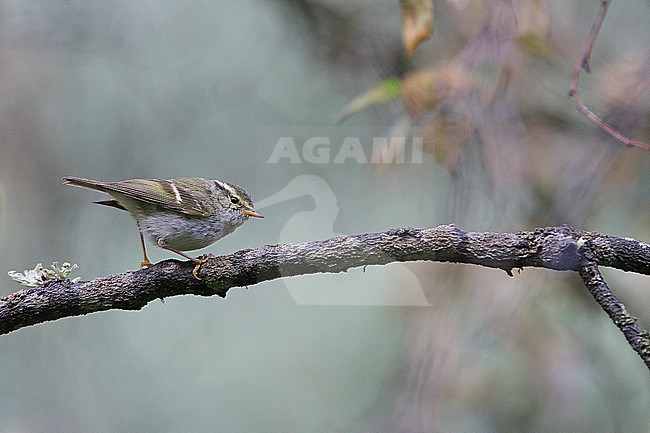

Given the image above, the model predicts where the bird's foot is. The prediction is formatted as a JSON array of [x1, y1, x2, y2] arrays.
[[192, 257, 209, 279]]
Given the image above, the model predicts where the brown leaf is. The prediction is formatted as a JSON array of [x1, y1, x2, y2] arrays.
[[400, 63, 473, 118], [400, 0, 434, 57], [514, 0, 553, 62], [401, 70, 442, 117], [421, 108, 472, 176]]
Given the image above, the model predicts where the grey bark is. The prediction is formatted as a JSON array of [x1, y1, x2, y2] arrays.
[[1, 224, 649, 368]]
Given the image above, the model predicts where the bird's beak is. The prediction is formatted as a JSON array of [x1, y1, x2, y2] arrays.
[[243, 208, 264, 218]]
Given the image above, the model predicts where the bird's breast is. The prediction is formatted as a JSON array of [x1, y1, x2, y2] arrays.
[[137, 211, 243, 251]]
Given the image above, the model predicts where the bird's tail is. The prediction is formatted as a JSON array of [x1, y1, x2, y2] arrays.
[[63, 177, 128, 211], [62, 176, 112, 194]]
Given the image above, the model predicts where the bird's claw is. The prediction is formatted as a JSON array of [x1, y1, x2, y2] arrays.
[[192, 257, 209, 279]]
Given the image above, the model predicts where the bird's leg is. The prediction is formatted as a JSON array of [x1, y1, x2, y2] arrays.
[[139, 232, 153, 268], [158, 242, 206, 279]]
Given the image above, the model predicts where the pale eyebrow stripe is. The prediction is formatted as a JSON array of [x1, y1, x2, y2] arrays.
[[214, 180, 237, 196]]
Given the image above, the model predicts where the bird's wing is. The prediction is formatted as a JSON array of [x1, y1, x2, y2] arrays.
[[103, 178, 211, 216]]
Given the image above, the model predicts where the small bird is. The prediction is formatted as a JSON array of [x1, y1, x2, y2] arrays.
[[63, 176, 263, 277]]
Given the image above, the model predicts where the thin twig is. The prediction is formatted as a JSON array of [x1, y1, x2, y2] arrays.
[[569, 0, 650, 151], [579, 261, 650, 369]]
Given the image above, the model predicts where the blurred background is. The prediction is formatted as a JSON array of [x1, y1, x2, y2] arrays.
[[0, 0, 649, 431]]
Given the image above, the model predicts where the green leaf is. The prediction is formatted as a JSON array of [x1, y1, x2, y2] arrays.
[[334, 77, 402, 124], [517, 31, 553, 62]]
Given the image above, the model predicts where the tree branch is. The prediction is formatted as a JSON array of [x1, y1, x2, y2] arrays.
[[579, 261, 650, 369], [2, 224, 649, 367]]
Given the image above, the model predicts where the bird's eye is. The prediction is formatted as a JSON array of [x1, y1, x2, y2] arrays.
[[230, 195, 240, 205]]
